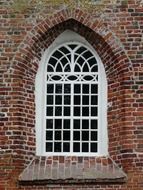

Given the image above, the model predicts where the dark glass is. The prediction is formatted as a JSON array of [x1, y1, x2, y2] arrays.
[[91, 96, 98, 105], [91, 120, 98, 129], [55, 84, 62, 94], [82, 143, 88, 152], [52, 75, 61, 81], [74, 120, 80, 129], [64, 95, 71, 105], [61, 57, 68, 67], [46, 119, 53, 129], [88, 58, 98, 71], [91, 65, 98, 72], [74, 107, 80, 116], [74, 64, 81, 72], [55, 95, 62, 105], [82, 96, 89, 105], [91, 131, 98, 141], [55, 119, 62, 129], [91, 107, 98, 116], [68, 75, 77, 81], [56, 63, 62, 72], [47, 95, 53, 105], [83, 63, 89, 72], [64, 64, 71, 72], [82, 84, 89, 94], [91, 143, 97, 152], [54, 142, 61, 152], [46, 131, 53, 140], [82, 120, 89, 129], [47, 65, 54, 72], [46, 107, 53, 116], [52, 50, 62, 59], [74, 84, 80, 93], [73, 131, 80, 140], [48, 57, 57, 68], [64, 119, 70, 129], [55, 106, 62, 116], [68, 44, 77, 50], [82, 131, 89, 141], [77, 57, 84, 65], [83, 75, 93, 81], [74, 95, 80, 105], [63, 143, 70, 152], [91, 84, 98, 94], [76, 47, 86, 54], [82, 107, 89, 116], [55, 131, 61, 140], [59, 46, 70, 54], [64, 107, 70, 116], [64, 84, 71, 93], [63, 131, 70, 140], [46, 143, 52, 152], [83, 51, 93, 59], [47, 84, 54, 93], [73, 143, 80, 152]]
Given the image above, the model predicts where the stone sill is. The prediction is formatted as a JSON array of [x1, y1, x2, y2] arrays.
[[19, 156, 127, 185]]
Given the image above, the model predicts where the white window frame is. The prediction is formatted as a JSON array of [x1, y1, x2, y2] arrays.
[[35, 30, 108, 156]]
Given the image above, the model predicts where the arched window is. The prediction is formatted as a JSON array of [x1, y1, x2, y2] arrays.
[[36, 30, 108, 156]]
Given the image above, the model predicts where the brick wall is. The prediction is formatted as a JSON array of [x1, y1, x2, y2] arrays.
[[0, 0, 143, 189]]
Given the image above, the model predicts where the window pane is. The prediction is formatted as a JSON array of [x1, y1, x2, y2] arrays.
[[74, 84, 81, 93], [74, 120, 80, 129], [46, 143, 53, 152], [64, 95, 70, 105], [55, 106, 62, 116], [54, 142, 61, 152], [63, 143, 70, 152], [47, 95, 53, 105], [82, 143, 88, 152], [82, 131, 89, 141], [91, 120, 98, 129], [91, 84, 98, 94], [46, 119, 53, 129], [55, 95, 62, 105], [91, 96, 98, 105], [55, 131, 61, 140], [63, 131, 70, 140], [47, 84, 54, 93], [55, 119, 62, 129], [91, 131, 98, 141], [91, 143, 97, 152], [74, 95, 80, 105], [91, 107, 98, 116], [46, 131, 53, 140], [82, 84, 89, 94], [46, 107, 53, 116], [64, 107, 70, 116], [74, 107, 80, 116], [82, 96, 89, 105], [73, 143, 80, 152], [82, 107, 89, 116], [64, 119, 70, 129], [73, 131, 80, 141], [64, 84, 71, 93], [55, 84, 62, 93], [82, 120, 89, 129]]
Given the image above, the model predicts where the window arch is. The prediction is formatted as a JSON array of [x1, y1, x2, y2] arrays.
[[35, 30, 108, 156]]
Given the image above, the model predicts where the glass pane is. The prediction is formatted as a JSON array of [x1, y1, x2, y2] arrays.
[[55, 95, 62, 105], [55, 106, 62, 116], [91, 84, 98, 94], [52, 50, 62, 59], [91, 120, 98, 129], [91, 143, 97, 152], [64, 119, 70, 129], [55, 119, 62, 129], [82, 84, 89, 94], [74, 120, 80, 129], [74, 107, 80, 116], [46, 107, 53, 116], [82, 96, 89, 105], [46, 119, 53, 129], [55, 84, 62, 94], [55, 131, 61, 140], [82, 131, 89, 141], [91, 131, 98, 141], [63, 131, 70, 140], [64, 95, 70, 105], [64, 107, 70, 116], [47, 84, 54, 93], [91, 107, 98, 116], [82, 120, 89, 129], [63, 143, 70, 152], [74, 84, 81, 93], [54, 142, 61, 152], [46, 131, 53, 140], [82, 143, 88, 152], [64, 84, 71, 93], [74, 96, 80, 105], [46, 143, 52, 152], [73, 143, 80, 152], [91, 96, 98, 105], [73, 131, 80, 141], [82, 107, 89, 116], [47, 95, 53, 105]]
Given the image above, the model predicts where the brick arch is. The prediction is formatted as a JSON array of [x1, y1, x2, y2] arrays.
[[9, 9, 132, 163]]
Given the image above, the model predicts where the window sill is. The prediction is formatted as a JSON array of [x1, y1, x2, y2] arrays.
[[19, 156, 127, 185]]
